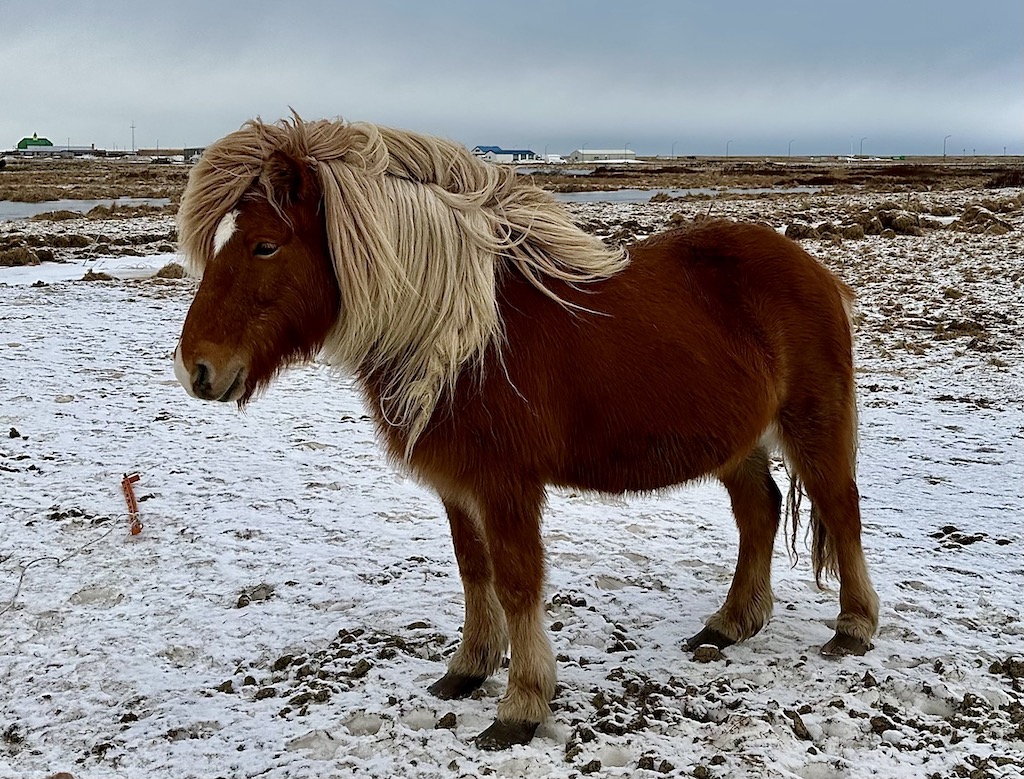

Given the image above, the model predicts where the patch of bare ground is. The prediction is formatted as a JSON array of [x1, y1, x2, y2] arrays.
[[566, 188, 1022, 251], [0, 224, 178, 265], [524, 158, 1024, 194], [31, 203, 178, 221], [0, 158, 188, 203]]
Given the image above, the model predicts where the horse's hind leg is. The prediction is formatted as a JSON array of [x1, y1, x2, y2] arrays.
[[428, 500, 508, 700], [781, 411, 879, 655], [687, 447, 781, 649]]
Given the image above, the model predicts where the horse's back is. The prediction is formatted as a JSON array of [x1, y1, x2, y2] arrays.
[[655, 220, 858, 441], [619, 219, 856, 403]]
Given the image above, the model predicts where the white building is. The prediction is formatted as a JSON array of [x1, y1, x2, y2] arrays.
[[565, 149, 637, 163]]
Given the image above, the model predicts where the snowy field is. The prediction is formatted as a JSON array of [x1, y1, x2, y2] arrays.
[[1, 191, 1023, 778]]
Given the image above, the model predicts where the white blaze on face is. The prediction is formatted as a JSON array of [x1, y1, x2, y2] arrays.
[[213, 210, 239, 256], [173, 343, 198, 398]]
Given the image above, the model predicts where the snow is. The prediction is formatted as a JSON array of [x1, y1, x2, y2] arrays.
[[1, 191, 1023, 778], [0, 254, 178, 285]]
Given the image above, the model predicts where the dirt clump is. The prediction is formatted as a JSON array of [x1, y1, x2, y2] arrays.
[[0, 246, 39, 266], [155, 262, 186, 279]]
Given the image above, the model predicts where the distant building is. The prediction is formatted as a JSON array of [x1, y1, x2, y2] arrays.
[[12, 134, 101, 157], [566, 149, 637, 163], [16, 133, 53, 150], [471, 145, 539, 164], [137, 148, 185, 157]]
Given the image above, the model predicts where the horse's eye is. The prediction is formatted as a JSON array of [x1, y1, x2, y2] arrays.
[[253, 242, 279, 257]]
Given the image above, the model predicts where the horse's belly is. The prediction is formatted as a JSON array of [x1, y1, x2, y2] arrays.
[[556, 429, 736, 494]]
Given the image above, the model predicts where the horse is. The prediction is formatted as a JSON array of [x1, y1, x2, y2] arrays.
[[173, 115, 879, 750]]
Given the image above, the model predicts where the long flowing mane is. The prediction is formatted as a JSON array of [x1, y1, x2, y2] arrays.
[[177, 115, 627, 447]]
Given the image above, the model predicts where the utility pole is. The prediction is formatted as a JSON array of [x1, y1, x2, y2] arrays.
[[131, 121, 136, 153]]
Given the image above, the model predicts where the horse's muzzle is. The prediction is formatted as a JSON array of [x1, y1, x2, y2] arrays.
[[174, 346, 247, 402]]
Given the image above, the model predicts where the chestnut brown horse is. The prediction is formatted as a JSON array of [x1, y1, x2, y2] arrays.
[[174, 116, 879, 750]]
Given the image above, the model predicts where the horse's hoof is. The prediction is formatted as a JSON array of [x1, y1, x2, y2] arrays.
[[820, 631, 872, 657], [427, 672, 486, 700], [684, 626, 736, 651], [474, 718, 540, 750]]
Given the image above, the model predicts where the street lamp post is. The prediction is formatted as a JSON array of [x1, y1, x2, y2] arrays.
[[624, 141, 630, 161], [943, 134, 951, 159], [671, 141, 677, 159], [788, 139, 795, 158], [859, 137, 867, 156], [726, 139, 733, 158]]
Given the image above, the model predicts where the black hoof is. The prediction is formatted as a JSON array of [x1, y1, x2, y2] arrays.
[[427, 672, 486, 700], [684, 626, 736, 651], [474, 718, 540, 750], [821, 631, 872, 657]]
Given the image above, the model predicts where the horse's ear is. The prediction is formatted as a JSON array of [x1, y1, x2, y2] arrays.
[[263, 150, 317, 205]]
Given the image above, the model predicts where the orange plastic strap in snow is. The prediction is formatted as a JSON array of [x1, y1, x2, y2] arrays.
[[122, 472, 143, 535]]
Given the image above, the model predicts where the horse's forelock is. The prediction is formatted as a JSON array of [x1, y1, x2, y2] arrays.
[[178, 116, 388, 273]]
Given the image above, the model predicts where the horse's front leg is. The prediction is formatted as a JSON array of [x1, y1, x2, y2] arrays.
[[428, 499, 508, 700], [474, 485, 555, 750]]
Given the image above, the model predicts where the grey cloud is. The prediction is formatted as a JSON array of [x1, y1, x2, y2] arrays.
[[3, 0, 1021, 156]]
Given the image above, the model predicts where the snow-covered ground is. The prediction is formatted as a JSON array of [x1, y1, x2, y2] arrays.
[[1, 191, 1022, 778]]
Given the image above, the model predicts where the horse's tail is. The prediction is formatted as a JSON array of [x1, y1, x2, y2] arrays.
[[785, 478, 840, 588]]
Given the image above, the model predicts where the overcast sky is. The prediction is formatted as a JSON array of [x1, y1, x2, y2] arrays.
[[3, 0, 1021, 157]]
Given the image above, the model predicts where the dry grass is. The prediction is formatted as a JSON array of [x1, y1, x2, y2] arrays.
[[522, 159, 1023, 194], [0, 158, 188, 203], [0, 246, 39, 266], [155, 262, 186, 279], [2, 156, 1020, 203]]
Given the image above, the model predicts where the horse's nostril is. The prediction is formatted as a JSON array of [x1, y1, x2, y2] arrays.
[[193, 361, 211, 395]]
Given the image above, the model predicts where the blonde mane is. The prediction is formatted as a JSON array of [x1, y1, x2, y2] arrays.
[[177, 115, 628, 451]]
